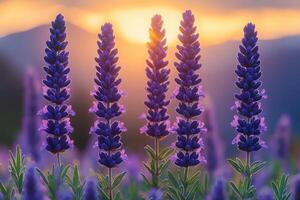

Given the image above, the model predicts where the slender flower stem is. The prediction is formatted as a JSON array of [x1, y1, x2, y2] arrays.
[[57, 153, 61, 169], [109, 167, 112, 200], [154, 138, 160, 187], [184, 167, 189, 186]]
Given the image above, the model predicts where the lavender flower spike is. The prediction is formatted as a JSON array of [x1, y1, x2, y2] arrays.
[[292, 174, 300, 200], [21, 68, 41, 162], [23, 166, 45, 200], [272, 114, 291, 160], [84, 179, 98, 200], [141, 14, 171, 188], [207, 179, 227, 200], [142, 14, 170, 139], [90, 23, 126, 168], [90, 23, 126, 199], [231, 22, 266, 153], [174, 10, 205, 168], [39, 14, 75, 155]]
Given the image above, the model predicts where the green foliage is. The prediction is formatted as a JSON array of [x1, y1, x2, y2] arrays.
[[36, 165, 70, 200], [97, 171, 126, 200], [271, 174, 291, 200], [9, 145, 25, 194], [228, 158, 267, 199], [66, 165, 84, 200], [166, 169, 208, 200], [228, 158, 267, 177], [230, 177, 255, 199], [0, 182, 14, 200], [142, 145, 174, 188]]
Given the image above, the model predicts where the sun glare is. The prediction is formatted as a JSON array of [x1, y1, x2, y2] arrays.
[[112, 8, 181, 44]]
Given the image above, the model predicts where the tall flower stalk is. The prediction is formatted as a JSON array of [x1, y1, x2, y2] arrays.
[[229, 23, 267, 199], [141, 15, 173, 189], [21, 68, 41, 162], [39, 14, 75, 166], [37, 14, 73, 200], [90, 23, 126, 200], [203, 100, 225, 177], [168, 10, 206, 199]]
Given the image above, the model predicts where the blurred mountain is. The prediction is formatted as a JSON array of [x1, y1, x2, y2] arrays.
[[0, 23, 299, 154]]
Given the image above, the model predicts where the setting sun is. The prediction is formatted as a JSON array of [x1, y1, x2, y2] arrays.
[[112, 8, 181, 44]]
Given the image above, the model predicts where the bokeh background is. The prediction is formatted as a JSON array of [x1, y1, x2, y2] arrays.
[[1, 0, 300, 160]]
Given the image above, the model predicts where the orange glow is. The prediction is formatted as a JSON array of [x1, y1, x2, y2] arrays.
[[1, 1, 300, 46], [112, 8, 181, 44]]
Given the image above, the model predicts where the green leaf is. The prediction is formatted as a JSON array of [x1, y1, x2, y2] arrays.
[[227, 158, 244, 174], [112, 172, 126, 189], [250, 160, 267, 175], [144, 145, 156, 160], [141, 174, 151, 188], [66, 165, 84, 200], [9, 145, 25, 194], [230, 182, 241, 198], [143, 162, 154, 174], [97, 185, 110, 200], [159, 160, 171, 174], [158, 147, 174, 160], [187, 170, 200, 185], [271, 174, 291, 200], [168, 171, 179, 188]]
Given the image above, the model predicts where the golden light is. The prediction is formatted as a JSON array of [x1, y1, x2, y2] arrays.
[[65, 8, 104, 33], [112, 8, 181, 44]]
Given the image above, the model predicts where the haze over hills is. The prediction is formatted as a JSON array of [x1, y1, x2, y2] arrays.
[[0, 22, 299, 153]]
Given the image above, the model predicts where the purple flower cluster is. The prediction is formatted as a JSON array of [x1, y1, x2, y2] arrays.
[[231, 23, 267, 152], [173, 10, 205, 167], [140, 15, 170, 139], [39, 14, 74, 154], [90, 23, 126, 168]]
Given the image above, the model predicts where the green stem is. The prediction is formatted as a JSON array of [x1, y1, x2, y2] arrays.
[[109, 167, 113, 200], [184, 167, 189, 187], [57, 153, 61, 169], [246, 152, 250, 168], [154, 138, 160, 187]]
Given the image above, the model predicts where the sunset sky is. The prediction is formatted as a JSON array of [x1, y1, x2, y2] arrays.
[[1, 0, 300, 45]]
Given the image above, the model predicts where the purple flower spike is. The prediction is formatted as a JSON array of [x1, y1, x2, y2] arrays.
[[21, 68, 42, 161], [174, 10, 205, 168], [142, 15, 170, 139], [40, 14, 74, 154], [90, 23, 126, 168], [271, 114, 291, 160], [23, 166, 45, 200], [207, 179, 227, 200], [232, 23, 266, 152], [84, 178, 98, 200]]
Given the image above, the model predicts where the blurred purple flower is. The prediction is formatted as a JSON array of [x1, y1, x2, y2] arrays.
[[90, 23, 126, 168], [206, 179, 227, 200], [123, 155, 142, 182], [20, 68, 42, 162], [141, 14, 170, 139], [231, 23, 266, 152], [39, 14, 75, 154], [173, 10, 205, 167], [84, 178, 98, 200], [271, 114, 291, 160], [146, 188, 163, 200], [23, 165, 45, 200], [57, 189, 73, 200], [202, 99, 225, 176], [293, 174, 300, 200], [258, 187, 274, 200]]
